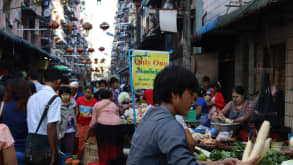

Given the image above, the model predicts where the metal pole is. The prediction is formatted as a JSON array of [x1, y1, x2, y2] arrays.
[[182, 0, 192, 70], [128, 49, 148, 125], [128, 49, 137, 125]]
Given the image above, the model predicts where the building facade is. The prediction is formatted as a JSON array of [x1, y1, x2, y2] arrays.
[[0, 0, 90, 75], [194, 0, 293, 129]]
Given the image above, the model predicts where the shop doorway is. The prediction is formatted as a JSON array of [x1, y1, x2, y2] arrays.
[[219, 51, 235, 102]]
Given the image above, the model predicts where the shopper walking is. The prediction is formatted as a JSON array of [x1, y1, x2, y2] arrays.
[[88, 89, 122, 165], [58, 86, 77, 154], [109, 77, 120, 107], [76, 86, 97, 158], [25, 68, 62, 165], [70, 81, 83, 101], [94, 80, 107, 101], [28, 71, 43, 92], [0, 78, 31, 165]]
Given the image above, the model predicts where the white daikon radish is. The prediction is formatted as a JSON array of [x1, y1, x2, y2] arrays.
[[242, 140, 253, 161], [260, 138, 272, 158], [248, 121, 271, 161]]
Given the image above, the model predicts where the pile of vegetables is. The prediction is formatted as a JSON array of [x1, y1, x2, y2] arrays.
[[259, 151, 288, 165], [242, 121, 271, 162], [209, 143, 245, 161], [194, 121, 291, 164], [209, 150, 290, 164]]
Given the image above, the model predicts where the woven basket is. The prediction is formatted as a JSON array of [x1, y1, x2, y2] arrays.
[[83, 137, 99, 165]]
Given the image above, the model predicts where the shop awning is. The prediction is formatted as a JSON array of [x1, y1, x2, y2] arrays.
[[0, 30, 60, 61], [21, 5, 47, 21], [197, 17, 220, 36], [196, 0, 278, 36], [52, 65, 70, 71]]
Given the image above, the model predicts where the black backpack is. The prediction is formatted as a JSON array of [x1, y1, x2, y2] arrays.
[[251, 73, 281, 128]]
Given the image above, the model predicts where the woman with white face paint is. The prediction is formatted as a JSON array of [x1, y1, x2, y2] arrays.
[[221, 86, 254, 124], [58, 86, 77, 154]]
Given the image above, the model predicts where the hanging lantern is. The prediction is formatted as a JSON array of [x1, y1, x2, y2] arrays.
[[77, 48, 84, 54], [48, 21, 59, 30], [82, 22, 92, 31], [88, 48, 95, 53], [99, 47, 105, 52], [100, 22, 110, 31], [66, 48, 74, 53], [72, 23, 76, 29], [65, 23, 72, 29], [79, 56, 84, 61], [65, 22, 75, 31], [94, 58, 98, 64]]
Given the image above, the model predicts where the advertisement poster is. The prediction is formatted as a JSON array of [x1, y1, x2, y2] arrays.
[[132, 50, 169, 89]]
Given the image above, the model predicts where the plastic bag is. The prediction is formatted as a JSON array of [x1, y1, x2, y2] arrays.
[[216, 131, 233, 142]]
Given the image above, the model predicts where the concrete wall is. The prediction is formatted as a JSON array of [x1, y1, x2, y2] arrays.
[[234, 36, 249, 88], [237, 22, 293, 130], [195, 53, 219, 84], [202, 0, 252, 24], [285, 33, 293, 130], [0, 0, 23, 36]]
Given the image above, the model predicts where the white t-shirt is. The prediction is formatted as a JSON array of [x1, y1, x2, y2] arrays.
[[27, 85, 61, 135], [175, 115, 188, 129]]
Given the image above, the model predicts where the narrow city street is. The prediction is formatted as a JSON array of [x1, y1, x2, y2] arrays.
[[0, 0, 293, 165]]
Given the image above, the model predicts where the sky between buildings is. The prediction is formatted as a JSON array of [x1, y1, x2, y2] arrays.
[[84, 0, 118, 76]]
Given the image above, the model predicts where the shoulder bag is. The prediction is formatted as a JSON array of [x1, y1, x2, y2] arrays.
[[25, 95, 59, 165]]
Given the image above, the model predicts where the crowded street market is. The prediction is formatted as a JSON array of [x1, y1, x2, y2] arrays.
[[1, 0, 293, 165]]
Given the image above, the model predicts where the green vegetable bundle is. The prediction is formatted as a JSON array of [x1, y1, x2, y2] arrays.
[[259, 152, 289, 165], [209, 143, 245, 161], [210, 150, 232, 161]]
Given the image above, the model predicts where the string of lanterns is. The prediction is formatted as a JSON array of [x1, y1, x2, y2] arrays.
[[47, 15, 110, 74]]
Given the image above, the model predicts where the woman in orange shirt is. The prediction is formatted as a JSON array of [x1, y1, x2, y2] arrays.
[[208, 82, 225, 116]]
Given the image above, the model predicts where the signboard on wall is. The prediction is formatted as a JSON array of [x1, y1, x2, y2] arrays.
[[132, 50, 169, 89]]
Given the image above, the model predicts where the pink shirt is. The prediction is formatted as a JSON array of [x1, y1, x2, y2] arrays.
[[0, 124, 14, 150], [90, 100, 121, 127], [0, 124, 14, 163]]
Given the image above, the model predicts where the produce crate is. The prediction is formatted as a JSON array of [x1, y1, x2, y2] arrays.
[[197, 143, 234, 151]]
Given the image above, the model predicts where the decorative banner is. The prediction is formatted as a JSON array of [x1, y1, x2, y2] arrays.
[[132, 50, 169, 89]]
